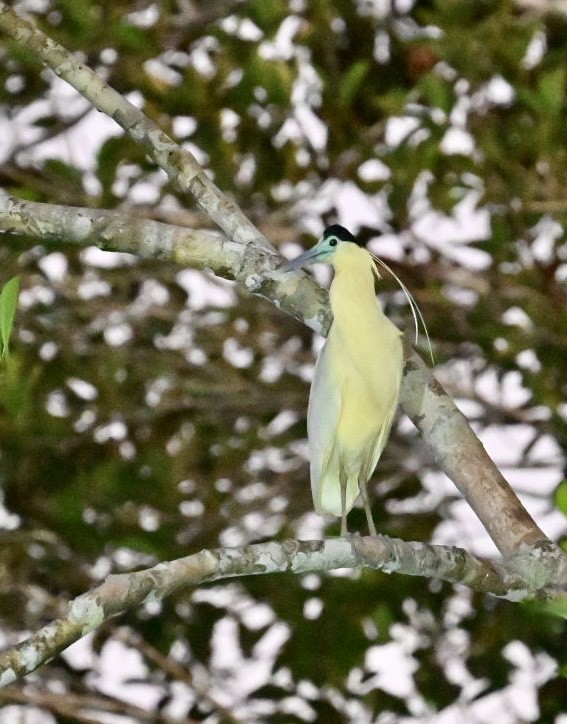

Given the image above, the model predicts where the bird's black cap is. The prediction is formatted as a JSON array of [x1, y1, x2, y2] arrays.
[[323, 224, 362, 246]]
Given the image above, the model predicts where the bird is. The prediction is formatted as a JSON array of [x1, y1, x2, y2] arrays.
[[281, 224, 404, 535]]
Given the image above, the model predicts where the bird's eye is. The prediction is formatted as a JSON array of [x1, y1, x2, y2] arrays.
[[329, 238, 338, 247]]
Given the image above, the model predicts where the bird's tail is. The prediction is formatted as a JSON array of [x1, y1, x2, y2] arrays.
[[312, 470, 359, 517]]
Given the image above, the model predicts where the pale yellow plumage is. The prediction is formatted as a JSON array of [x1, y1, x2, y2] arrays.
[[282, 225, 403, 534], [309, 243, 402, 520]]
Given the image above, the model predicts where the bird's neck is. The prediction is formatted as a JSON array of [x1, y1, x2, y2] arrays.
[[329, 245, 380, 324]]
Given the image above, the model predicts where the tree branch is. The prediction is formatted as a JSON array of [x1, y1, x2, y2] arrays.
[[0, 192, 330, 336], [0, 194, 243, 275], [1, 535, 564, 686], [0, 684, 168, 723]]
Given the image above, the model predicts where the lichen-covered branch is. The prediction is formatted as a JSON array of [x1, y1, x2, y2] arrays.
[[0, 194, 242, 275], [1, 536, 564, 686], [0, 192, 330, 333]]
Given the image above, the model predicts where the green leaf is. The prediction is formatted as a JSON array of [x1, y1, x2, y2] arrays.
[[419, 73, 453, 114], [43, 158, 84, 188], [526, 598, 567, 620], [0, 276, 20, 358], [538, 67, 565, 117], [554, 480, 567, 516], [338, 61, 370, 108]]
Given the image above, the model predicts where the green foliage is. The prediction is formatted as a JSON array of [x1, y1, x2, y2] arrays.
[[555, 480, 567, 517], [0, 276, 19, 359]]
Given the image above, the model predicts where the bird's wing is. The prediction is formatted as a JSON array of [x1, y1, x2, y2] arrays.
[[364, 337, 403, 480], [307, 338, 343, 514]]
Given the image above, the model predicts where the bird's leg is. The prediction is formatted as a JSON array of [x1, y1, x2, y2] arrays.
[[339, 466, 348, 536], [359, 477, 377, 536]]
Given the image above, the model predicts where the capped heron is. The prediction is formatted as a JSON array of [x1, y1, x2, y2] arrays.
[[283, 225, 405, 535]]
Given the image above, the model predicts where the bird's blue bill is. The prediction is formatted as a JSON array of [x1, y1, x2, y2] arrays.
[[280, 244, 327, 272]]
